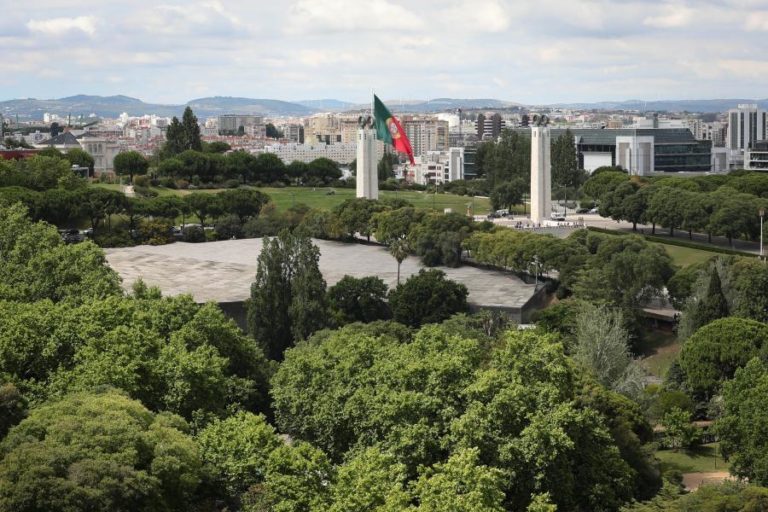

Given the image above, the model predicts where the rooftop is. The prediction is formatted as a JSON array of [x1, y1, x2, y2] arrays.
[[105, 238, 537, 309]]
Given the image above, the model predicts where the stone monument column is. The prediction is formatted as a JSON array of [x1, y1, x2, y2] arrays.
[[530, 115, 551, 224], [356, 116, 378, 200]]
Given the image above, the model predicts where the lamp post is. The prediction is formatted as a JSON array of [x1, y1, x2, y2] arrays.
[[761, 207, 765, 260]]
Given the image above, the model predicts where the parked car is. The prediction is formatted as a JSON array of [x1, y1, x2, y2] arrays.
[[550, 213, 566, 221]]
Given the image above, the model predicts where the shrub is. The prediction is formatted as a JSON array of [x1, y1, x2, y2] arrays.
[[215, 215, 244, 240], [182, 225, 206, 243]]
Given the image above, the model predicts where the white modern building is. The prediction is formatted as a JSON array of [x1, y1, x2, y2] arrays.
[[727, 104, 767, 152], [411, 147, 465, 185]]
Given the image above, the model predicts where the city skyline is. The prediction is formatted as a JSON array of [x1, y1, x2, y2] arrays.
[[3, 0, 768, 104]]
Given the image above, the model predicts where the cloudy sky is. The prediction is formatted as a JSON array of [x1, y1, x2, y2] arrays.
[[1, 0, 766, 104]]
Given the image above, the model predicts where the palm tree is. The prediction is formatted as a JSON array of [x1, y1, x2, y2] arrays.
[[389, 238, 410, 285]]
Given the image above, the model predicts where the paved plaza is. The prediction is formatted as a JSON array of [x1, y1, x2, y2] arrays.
[[105, 238, 538, 310]]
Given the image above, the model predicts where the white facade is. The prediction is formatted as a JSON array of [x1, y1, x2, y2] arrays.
[[411, 148, 465, 185], [530, 127, 551, 225], [615, 135, 654, 176], [727, 104, 766, 151], [79, 137, 123, 175], [264, 142, 381, 164], [356, 128, 378, 199]]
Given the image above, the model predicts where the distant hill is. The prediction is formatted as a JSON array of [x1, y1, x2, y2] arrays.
[[545, 99, 768, 113], [347, 98, 520, 113], [4, 94, 764, 121], [0, 95, 319, 120], [296, 99, 356, 111]]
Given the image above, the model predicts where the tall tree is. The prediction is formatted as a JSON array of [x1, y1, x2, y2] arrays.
[[113, 150, 149, 184], [552, 129, 580, 189], [181, 106, 202, 152], [164, 116, 186, 156], [247, 231, 328, 360]]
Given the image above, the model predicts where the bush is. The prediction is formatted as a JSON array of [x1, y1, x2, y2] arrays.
[[133, 185, 158, 198], [159, 177, 177, 189], [176, 179, 190, 189], [224, 179, 240, 189], [133, 175, 151, 187], [215, 215, 244, 240], [94, 229, 134, 248], [140, 219, 174, 245], [182, 225, 206, 243]]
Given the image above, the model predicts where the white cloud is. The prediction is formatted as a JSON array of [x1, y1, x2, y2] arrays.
[[643, 5, 694, 28], [26, 16, 97, 36], [745, 11, 768, 30], [287, 0, 423, 34]]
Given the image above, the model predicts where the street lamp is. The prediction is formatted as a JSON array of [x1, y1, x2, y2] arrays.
[[760, 207, 765, 260]]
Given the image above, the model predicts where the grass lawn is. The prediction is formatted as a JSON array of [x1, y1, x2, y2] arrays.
[[656, 443, 730, 474], [655, 242, 719, 268], [94, 183, 492, 214], [639, 328, 681, 379]]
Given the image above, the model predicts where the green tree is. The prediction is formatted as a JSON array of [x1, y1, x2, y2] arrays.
[[245, 442, 332, 512], [388, 269, 468, 327], [0, 389, 202, 511], [0, 382, 26, 438], [680, 317, 768, 398], [327, 447, 410, 512], [374, 207, 424, 282], [225, 150, 258, 183], [164, 116, 186, 156], [413, 448, 505, 512], [63, 147, 95, 174], [204, 140, 232, 153], [0, 203, 121, 303], [181, 106, 203, 152], [490, 178, 526, 212], [378, 152, 398, 181], [218, 188, 270, 223], [327, 275, 390, 325], [333, 198, 386, 241], [551, 129, 581, 190], [307, 157, 342, 185], [574, 304, 646, 399], [158, 156, 185, 178], [717, 358, 768, 485], [247, 231, 328, 360], [265, 123, 282, 139], [287, 160, 309, 184], [689, 266, 729, 333], [660, 407, 699, 450], [198, 411, 282, 506], [583, 171, 628, 202], [184, 193, 221, 228], [113, 150, 149, 184], [254, 153, 288, 184]]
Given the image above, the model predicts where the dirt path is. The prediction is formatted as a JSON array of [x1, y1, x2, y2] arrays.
[[682, 471, 733, 491]]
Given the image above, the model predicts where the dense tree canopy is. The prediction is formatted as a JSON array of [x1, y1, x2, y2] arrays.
[[272, 325, 640, 510], [680, 317, 768, 398], [0, 389, 203, 512]]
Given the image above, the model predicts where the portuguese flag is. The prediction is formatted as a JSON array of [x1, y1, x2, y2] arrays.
[[374, 94, 415, 164]]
